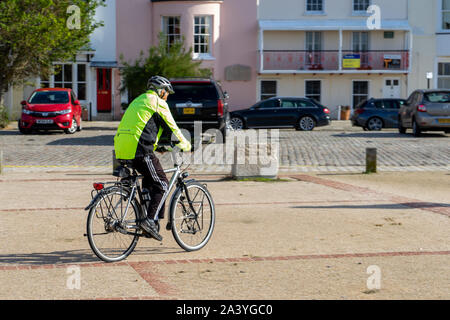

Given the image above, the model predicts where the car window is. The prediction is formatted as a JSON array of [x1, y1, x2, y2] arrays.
[[281, 100, 296, 108], [71, 91, 77, 104], [167, 83, 219, 101], [28, 91, 69, 104], [383, 100, 397, 109], [296, 100, 316, 108], [406, 92, 416, 105], [424, 92, 450, 103], [259, 99, 279, 109], [374, 101, 384, 109]]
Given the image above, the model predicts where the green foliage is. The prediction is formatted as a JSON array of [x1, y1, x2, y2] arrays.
[[0, 105, 10, 129], [120, 33, 212, 101], [0, 0, 103, 99]]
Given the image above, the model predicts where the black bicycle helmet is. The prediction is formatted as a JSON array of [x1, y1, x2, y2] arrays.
[[147, 75, 175, 94]]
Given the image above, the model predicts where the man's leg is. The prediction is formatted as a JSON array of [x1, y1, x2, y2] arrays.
[[133, 153, 168, 241]]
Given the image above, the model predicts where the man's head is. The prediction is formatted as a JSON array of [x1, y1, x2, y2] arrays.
[[147, 76, 174, 101]]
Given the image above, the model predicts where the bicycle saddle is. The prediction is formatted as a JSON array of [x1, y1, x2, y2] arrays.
[[113, 164, 131, 178]]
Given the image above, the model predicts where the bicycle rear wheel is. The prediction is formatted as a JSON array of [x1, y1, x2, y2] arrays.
[[170, 182, 215, 251], [86, 187, 141, 262]]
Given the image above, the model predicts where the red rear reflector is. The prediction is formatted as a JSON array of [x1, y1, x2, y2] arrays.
[[218, 100, 224, 117], [93, 183, 104, 191], [417, 105, 427, 112]]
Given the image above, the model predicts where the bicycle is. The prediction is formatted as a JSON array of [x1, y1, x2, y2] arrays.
[[84, 146, 215, 263]]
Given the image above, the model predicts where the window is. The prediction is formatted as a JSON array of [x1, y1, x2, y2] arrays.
[[306, 0, 324, 13], [194, 16, 212, 57], [162, 16, 181, 49], [54, 64, 72, 89], [384, 31, 395, 39], [305, 80, 321, 102], [438, 62, 450, 89], [281, 100, 296, 108], [260, 80, 277, 100], [40, 75, 50, 88], [297, 100, 316, 108], [305, 32, 322, 65], [77, 64, 87, 100], [443, 0, 450, 30], [259, 99, 280, 109], [353, 32, 369, 65], [353, 0, 371, 13], [352, 81, 369, 108]]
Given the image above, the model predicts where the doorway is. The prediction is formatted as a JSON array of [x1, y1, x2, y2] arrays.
[[97, 68, 112, 112]]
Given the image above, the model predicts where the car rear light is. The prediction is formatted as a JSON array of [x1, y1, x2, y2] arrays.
[[354, 108, 365, 115], [417, 105, 427, 112], [218, 100, 224, 117], [323, 108, 330, 114], [93, 183, 104, 191]]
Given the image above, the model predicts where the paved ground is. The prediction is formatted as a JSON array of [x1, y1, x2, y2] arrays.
[[0, 120, 449, 174], [0, 170, 448, 300], [0, 121, 449, 300]]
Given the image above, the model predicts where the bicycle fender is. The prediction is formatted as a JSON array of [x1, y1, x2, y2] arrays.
[[84, 186, 129, 211]]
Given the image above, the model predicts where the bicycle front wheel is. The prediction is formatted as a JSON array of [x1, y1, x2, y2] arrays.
[[86, 187, 141, 262], [170, 182, 215, 251]]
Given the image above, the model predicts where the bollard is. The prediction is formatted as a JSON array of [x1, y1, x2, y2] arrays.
[[365, 148, 377, 173], [112, 150, 120, 174], [0, 150, 3, 175]]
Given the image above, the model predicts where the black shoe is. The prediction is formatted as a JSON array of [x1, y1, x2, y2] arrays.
[[140, 219, 163, 241], [166, 221, 172, 231]]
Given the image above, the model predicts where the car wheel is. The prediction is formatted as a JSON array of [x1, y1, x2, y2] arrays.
[[230, 117, 244, 131], [18, 120, 32, 135], [77, 117, 82, 132], [398, 117, 406, 134], [412, 119, 422, 137], [366, 117, 383, 131], [65, 118, 78, 134], [297, 116, 315, 131]]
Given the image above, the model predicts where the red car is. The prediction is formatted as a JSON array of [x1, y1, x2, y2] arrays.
[[18, 88, 82, 134]]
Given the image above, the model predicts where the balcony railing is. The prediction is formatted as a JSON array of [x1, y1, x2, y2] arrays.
[[260, 50, 410, 73]]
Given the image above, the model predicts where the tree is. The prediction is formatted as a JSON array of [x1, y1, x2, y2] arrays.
[[0, 0, 103, 103], [120, 33, 212, 101]]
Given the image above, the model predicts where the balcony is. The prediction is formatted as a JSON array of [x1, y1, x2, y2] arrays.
[[260, 50, 410, 74]]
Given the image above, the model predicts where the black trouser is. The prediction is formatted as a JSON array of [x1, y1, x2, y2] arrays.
[[133, 152, 169, 221]]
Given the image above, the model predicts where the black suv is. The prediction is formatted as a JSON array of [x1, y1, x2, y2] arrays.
[[166, 78, 230, 142]]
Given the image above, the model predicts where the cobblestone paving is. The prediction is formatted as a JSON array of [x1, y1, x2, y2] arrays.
[[1, 121, 449, 173]]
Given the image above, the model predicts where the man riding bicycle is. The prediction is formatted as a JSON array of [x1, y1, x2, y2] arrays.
[[114, 76, 191, 241]]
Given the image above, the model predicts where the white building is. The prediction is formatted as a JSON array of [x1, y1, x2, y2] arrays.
[[257, 0, 413, 117]]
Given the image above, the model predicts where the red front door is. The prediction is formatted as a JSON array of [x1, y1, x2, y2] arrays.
[[97, 68, 112, 112]]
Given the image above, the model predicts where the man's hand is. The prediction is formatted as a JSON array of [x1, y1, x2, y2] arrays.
[[176, 139, 192, 152], [155, 145, 173, 153]]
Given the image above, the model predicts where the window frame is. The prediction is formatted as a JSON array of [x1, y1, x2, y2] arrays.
[[305, 0, 325, 15], [193, 15, 213, 60], [442, 0, 450, 31], [162, 16, 181, 50], [260, 80, 278, 101], [352, 0, 371, 16], [305, 80, 322, 103], [352, 80, 370, 109], [437, 62, 450, 89]]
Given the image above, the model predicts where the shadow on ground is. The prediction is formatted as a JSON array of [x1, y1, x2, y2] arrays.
[[47, 135, 114, 146], [290, 202, 450, 210], [0, 246, 185, 266], [332, 132, 448, 139]]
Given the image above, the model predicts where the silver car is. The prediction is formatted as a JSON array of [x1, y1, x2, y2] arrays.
[[399, 89, 450, 136]]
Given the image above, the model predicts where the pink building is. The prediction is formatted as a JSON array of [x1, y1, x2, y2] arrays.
[[24, 0, 258, 121]]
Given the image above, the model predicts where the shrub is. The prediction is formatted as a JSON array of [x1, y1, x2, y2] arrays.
[[0, 105, 9, 129]]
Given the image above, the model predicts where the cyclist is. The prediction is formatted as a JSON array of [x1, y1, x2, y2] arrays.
[[114, 76, 192, 241]]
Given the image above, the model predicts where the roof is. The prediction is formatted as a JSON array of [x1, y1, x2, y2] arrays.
[[259, 19, 412, 31]]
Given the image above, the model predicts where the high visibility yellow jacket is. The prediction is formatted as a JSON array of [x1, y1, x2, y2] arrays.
[[114, 90, 191, 160]]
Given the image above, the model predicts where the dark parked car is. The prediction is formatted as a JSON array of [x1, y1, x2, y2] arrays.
[[398, 89, 450, 136], [18, 88, 82, 134], [166, 78, 230, 142], [351, 98, 406, 131], [229, 97, 331, 131]]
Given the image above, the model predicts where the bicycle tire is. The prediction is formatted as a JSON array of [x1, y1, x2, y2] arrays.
[[169, 181, 215, 252], [86, 186, 141, 263]]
